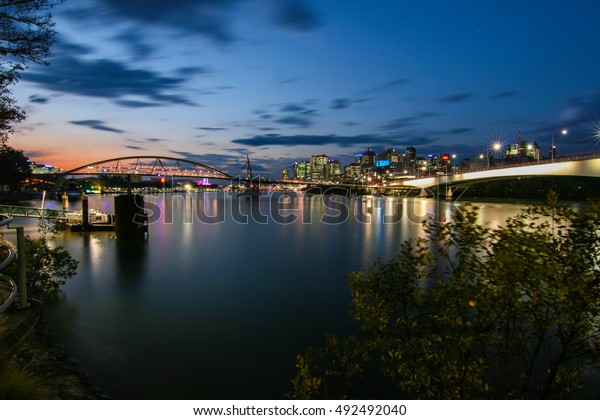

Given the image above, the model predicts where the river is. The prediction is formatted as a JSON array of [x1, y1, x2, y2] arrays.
[[9, 193, 536, 399]]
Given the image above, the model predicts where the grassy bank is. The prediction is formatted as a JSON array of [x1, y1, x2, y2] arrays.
[[0, 322, 106, 399]]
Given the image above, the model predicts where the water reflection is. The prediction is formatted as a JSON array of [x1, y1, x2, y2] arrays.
[[36, 193, 536, 399]]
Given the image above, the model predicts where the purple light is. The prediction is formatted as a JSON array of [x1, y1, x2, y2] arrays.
[[194, 178, 211, 186]]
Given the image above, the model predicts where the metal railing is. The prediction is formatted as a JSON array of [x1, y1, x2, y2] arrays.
[[0, 215, 18, 313], [0, 204, 82, 221], [0, 274, 17, 314]]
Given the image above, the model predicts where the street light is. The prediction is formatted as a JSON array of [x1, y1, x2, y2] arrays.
[[550, 129, 568, 162], [482, 143, 502, 169]]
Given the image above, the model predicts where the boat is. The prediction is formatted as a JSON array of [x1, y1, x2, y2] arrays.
[[237, 155, 262, 198]]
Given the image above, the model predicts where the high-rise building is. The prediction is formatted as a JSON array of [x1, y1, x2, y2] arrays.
[[344, 162, 361, 180], [377, 148, 401, 172], [310, 154, 328, 181], [360, 147, 376, 175], [282, 168, 289, 180], [326, 159, 342, 180], [293, 161, 311, 180], [404, 147, 416, 174]]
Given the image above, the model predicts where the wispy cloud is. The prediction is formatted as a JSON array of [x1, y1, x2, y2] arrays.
[[490, 91, 520, 100], [22, 42, 200, 107], [438, 93, 473, 103], [64, 0, 320, 45], [197, 127, 227, 132], [358, 78, 410, 96], [70, 120, 125, 133], [380, 112, 440, 131], [233, 133, 398, 148]]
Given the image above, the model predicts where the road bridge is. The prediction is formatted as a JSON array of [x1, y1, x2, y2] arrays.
[[387, 153, 600, 196]]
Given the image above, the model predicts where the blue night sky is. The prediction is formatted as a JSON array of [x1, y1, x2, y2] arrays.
[[11, 0, 600, 176]]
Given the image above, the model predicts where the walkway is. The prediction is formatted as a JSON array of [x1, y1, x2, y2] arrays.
[[0, 204, 82, 221]]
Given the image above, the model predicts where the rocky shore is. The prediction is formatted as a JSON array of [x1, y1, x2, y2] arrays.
[[3, 322, 107, 399]]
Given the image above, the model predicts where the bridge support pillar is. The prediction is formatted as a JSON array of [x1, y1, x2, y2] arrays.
[[445, 186, 453, 200], [82, 192, 89, 230], [114, 194, 148, 240]]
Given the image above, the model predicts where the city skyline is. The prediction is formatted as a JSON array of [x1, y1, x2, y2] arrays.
[[9, 0, 600, 177]]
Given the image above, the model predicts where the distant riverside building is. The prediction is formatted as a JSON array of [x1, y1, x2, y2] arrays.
[[29, 162, 63, 174], [310, 154, 328, 181], [293, 161, 311, 180], [282, 168, 289, 180], [505, 131, 541, 162], [415, 156, 428, 175]]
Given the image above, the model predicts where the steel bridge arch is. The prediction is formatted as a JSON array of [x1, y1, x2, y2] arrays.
[[49, 155, 234, 193], [62, 155, 233, 179]]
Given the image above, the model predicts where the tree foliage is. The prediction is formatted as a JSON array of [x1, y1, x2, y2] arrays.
[[0, 0, 61, 143], [4, 213, 78, 297], [290, 194, 600, 399], [0, 143, 30, 191]]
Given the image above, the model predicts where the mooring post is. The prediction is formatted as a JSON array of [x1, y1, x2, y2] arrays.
[[62, 192, 69, 210], [16, 227, 27, 308]]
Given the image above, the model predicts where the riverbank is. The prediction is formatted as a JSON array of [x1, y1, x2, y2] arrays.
[[1, 321, 107, 399]]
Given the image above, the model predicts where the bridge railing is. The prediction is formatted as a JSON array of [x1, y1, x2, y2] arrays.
[[0, 204, 82, 221], [422, 151, 600, 180]]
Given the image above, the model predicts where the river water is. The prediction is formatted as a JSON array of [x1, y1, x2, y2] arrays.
[[10, 193, 534, 399]]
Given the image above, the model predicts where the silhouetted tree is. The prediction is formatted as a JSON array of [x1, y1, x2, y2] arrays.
[[0, 143, 30, 191], [1, 0, 62, 143], [290, 194, 600, 399]]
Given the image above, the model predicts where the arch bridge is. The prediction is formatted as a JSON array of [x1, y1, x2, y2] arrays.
[[47, 156, 234, 192]]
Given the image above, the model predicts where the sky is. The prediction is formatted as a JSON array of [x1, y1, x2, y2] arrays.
[[10, 0, 600, 177]]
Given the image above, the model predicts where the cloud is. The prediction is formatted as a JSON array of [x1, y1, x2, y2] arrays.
[[490, 91, 520, 100], [232, 133, 398, 148], [279, 102, 317, 115], [70, 120, 125, 133], [64, 0, 320, 45], [169, 150, 247, 175], [112, 30, 156, 60], [270, 0, 319, 31], [248, 101, 319, 128], [330, 98, 367, 110], [380, 112, 440, 131], [128, 138, 167, 145], [197, 127, 227, 131], [331, 98, 350, 110], [445, 128, 472, 135], [176, 66, 215, 77], [277, 77, 305, 85], [22, 47, 198, 106], [114, 99, 163, 108], [274, 116, 313, 128], [358, 78, 410, 95], [438, 93, 473, 103], [28, 94, 51, 104], [125, 145, 144, 150]]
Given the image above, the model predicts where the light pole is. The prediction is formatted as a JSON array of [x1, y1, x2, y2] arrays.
[[482, 143, 502, 169], [550, 129, 568, 162]]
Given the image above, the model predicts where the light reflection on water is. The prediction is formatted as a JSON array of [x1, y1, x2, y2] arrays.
[[11, 193, 534, 399]]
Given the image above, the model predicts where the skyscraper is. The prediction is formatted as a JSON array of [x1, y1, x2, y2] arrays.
[[310, 154, 328, 181]]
